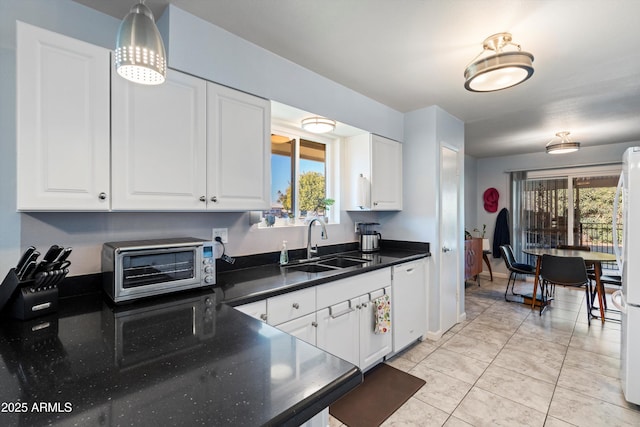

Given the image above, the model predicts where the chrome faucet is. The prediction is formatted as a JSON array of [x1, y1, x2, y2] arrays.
[[307, 218, 328, 259]]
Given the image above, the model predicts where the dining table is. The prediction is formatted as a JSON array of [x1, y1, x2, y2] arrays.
[[522, 247, 617, 324]]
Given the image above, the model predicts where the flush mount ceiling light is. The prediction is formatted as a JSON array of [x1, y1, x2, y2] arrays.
[[546, 131, 581, 154], [115, 1, 166, 85], [301, 117, 336, 133], [464, 32, 534, 92]]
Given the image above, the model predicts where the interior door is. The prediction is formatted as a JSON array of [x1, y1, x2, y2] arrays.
[[439, 145, 460, 333]]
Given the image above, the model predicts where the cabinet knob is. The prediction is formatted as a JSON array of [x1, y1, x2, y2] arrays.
[[442, 247, 451, 253], [311, 321, 318, 328], [292, 303, 300, 309], [210, 196, 218, 202], [362, 302, 368, 308], [373, 201, 379, 206], [199, 196, 206, 202], [259, 313, 267, 321], [98, 192, 107, 200]]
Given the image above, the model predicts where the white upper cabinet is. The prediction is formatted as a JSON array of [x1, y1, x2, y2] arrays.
[[16, 22, 110, 211], [111, 68, 207, 210], [343, 133, 402, 211], [206, 83, 271, 210], [111, 74, 269, 211]]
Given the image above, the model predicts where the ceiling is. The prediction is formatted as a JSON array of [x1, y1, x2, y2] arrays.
[[72, 0, 640, 158]]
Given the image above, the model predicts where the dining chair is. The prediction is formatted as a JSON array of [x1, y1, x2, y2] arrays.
[[554, 245, 594, 296], [539, 254, 592, 324], [499, 245, 536, 302]]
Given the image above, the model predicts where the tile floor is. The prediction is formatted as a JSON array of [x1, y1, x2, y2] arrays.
[[330, 276, 640, 427]]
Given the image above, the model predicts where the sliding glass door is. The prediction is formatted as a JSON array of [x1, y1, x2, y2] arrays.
[[515, 166, 621, 269]]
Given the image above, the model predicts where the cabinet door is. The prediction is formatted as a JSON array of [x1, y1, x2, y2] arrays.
[[235, 300, 267, 322], [111, 69, 207, 210], [266, 287, 316, 326], [276, 313, 317, 346], [359, 288, 392, 370], [17, 22, 110, 211], [392, 261, 426, 352], [207, 83, 270, 210], [316, 301, 359, 366], [371, 135, 402, 210]]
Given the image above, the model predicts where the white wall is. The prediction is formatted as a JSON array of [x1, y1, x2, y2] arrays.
[[0, 0, 405, 277], [381, 106, 464, 338], [468, 140, 639, 278], [464, 155, 478, 234], [159, 5, 404, 143]]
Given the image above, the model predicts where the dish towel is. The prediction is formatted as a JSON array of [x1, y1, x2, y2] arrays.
[[373, 294, 391, 334]]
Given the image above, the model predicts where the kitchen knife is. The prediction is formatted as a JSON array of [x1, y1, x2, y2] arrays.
[[15, 246, 36, 273], [19, 260, 37, 281], [49, 247, 72, 270], [35, 244, 63, 273], [34, 271, 48, 287], [16, 250, 40, 279]]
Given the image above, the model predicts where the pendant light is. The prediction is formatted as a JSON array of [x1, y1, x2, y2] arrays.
[[546, 131, 581, 154], [301, 117, 336, 133], [115, 1, 166, 85], [464, 33, 534, 92]]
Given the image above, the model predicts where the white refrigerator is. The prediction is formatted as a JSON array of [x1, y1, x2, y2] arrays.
[[612, 146, 640, 405]]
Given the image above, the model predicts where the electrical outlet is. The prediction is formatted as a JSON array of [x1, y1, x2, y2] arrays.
[[212, 228, 228, 243], [354, 222, 361, 233]]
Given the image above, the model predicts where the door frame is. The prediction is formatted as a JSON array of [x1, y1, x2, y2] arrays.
[[438, 142, 463, 336]]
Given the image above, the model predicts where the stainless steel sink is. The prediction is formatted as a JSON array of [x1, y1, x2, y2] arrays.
[[317, 257, 369, 268], [284, 255, 369, 273], [285, 263, 338, 273]]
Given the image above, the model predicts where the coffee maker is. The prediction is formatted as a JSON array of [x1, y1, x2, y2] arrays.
[[357, 222, 381, 253]]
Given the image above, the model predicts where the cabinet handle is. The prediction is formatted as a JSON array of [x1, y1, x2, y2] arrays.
[[199, 196, 206, 202], [259, 313, 267, 321], [210, 196, 218, 202], [442, 247, 451, 253], [98, 192, 107, 200], [329, 303, 355, 319], [311, 321, 318, 328], [292, 303, 300, 309], [361, 302, 368, 308]]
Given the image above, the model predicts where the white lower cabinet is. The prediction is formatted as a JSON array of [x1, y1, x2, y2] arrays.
[[235, 266, 405, 371], [277, 312, 317, 346], [316, 287, 392, 370], [392, 260, 427, 352], [359, 287, 392, 369], [316, 300, 359, 366], [234, 300, 267, 322]]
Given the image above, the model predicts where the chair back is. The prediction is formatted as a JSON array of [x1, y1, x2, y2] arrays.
[[540, 254, 589, 286], [499, 245, 516, 270]]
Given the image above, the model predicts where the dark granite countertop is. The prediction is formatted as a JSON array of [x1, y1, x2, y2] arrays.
[[0, 289, 360, 426], [0, 240, 429, 426], [215, 242, 430, 306]]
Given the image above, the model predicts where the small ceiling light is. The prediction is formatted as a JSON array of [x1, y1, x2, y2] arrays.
[[464, 32, 534, 92], [301, 117, 336, 133], [115, 1, 166, 85], [546, 131, 581, 154]]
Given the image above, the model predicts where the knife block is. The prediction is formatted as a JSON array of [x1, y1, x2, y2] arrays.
[[0, 268, 59, 320]]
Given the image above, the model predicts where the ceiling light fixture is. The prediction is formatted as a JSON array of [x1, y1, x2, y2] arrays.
[[546, 131, 581, 154], [464, 32, 534, 92], [115, 1, 166, 85], [301, 117, 336, 133]]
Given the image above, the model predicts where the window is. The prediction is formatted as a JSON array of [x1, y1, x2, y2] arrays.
[[261, 129, 336, 227], [514, 165, 621, 270]]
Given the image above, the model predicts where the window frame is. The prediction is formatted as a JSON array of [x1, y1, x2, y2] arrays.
[[259, 124, 340, 228]]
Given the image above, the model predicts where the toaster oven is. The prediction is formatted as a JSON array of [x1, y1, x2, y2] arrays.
[[102, 238, 215, 304]]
